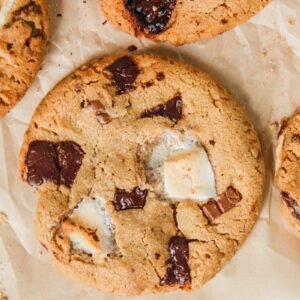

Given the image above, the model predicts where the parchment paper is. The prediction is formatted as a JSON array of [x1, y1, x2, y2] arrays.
[[1, 0, 300, 299]]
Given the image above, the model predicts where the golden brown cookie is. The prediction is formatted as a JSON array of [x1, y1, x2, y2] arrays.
[[19, 53, 265, 295], [275, 109, 300, 231], [0, 0, 49, 117], [100, 0, 271, 45]]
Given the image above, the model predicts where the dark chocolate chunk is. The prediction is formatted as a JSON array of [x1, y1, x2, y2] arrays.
[[156, 72, 165, 81], [88, 100, 112, 125], [201, 200, 222, 223], [216, 186, 242, 213], [160, 236, 190, 286], [57, 141, 85, 188], [113, 186, 148, 210], [105, 56, 139, 94], [125, 0, 176, 34], [140, 93, 182, 123], [25, 141, 60, 186], [282, 192, 300, 219]]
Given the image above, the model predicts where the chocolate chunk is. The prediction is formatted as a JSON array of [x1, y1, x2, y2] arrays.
[[88, 100, 112, 125], [160, 236, 190, 286], [125, 0, 176, 34], [113, 186, 148, 210], [202, 187, 242, 222], [282, 192, 300, 219], [25, 141, 60, 186], [156, 72, 165, 81], [57, 142, 85, 188], [216, 186, 242, 213], [25, 140, 84, 187], [201, 200, 222, 223], [105, 56, 139, 94], [140, 93, 182, 123]]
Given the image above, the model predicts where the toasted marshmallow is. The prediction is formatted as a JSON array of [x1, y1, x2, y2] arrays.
[[0, 0, 15, 28], [147, 131, 216, 202], [164, 148, 216, 201], [64, 195, 115, 255]]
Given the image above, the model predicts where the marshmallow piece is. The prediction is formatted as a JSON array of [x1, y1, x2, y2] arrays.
[[65, 195, 115, 255], [0, 0, 15, 28], [164, 147, 217, 201]]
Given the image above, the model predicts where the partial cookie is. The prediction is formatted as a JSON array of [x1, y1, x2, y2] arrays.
[[100, 0, 270, 45], [0, 0, 49, 117], [19, 54, 265, 295], [275, 109, 300, 231]]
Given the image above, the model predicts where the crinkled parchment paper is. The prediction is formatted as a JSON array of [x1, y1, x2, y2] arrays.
[[1, 0, 300, 299]]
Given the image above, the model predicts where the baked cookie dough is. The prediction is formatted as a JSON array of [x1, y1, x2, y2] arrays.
[[100, 0, 270, 45], [19, 53, 265, 295], [0, 0, 49, 117], [275, 109, 300, 231]]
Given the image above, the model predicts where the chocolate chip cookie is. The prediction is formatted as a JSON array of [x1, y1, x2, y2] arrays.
[[100, 0, 270, 45], [19, 54, 265, 295], [0, 0, 49, 117], [275, 109, 300, 231]]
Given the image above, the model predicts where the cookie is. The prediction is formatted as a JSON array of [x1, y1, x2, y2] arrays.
[[0, 0, 49, 118], [100, 0, 270, 45], [19, 54, 265, 295], [275, 109, 300, 231]]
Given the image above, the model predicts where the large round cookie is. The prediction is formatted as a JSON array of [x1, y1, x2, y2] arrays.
[[0, 0, 49, 117], [19, 53, 265, 295], [100, 0, 270, 45], [275, 109, 300, 231]]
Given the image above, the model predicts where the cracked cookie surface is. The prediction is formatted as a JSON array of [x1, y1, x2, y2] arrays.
[[0, 0, 49, 117], [275, 109, 300, 231], [19, 53, 265, 296], [100, 0, 271, 45]]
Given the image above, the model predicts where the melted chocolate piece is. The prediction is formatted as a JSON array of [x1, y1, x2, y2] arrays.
[[105, 56, 139, 94], [160, 236, 190, 286], [88, 100, 112, 125], [125, 0, 176, 34], [57, 142, 85, 188], [140, 93, 182, 123], [202, 187, 242, 223], [113, 186, 148, 210], [25, 141, 60, 186], [282, 192, 300, 219], [25, 140, 84, 187], [201, 200, 222, 223]]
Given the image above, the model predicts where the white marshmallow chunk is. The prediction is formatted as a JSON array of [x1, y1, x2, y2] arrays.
[[147, 131, 216, 202], [68, 195, 115, 255], [164, 147, 216, 201]]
